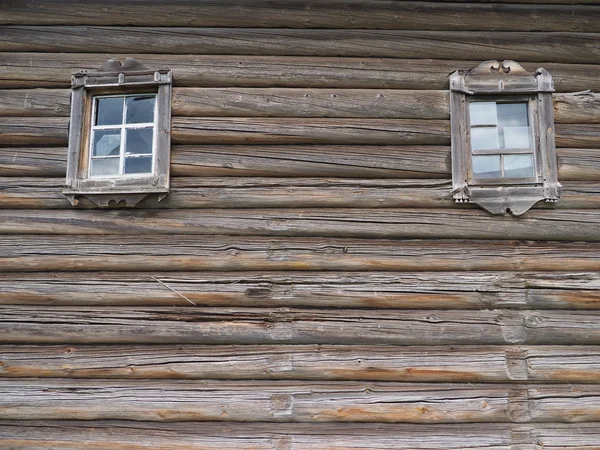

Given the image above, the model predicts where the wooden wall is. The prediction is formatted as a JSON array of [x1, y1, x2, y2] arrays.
[[1, 0, 600, 447]]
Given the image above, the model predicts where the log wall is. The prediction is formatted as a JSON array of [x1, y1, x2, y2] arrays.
[[1, 0, 600, 447]]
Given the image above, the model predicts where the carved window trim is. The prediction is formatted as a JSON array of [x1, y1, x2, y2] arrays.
[[449, 60, 560, 215], [63, 58, 172, 207]]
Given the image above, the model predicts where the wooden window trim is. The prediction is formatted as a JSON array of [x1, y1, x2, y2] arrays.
[[449, 60, 560, 215], [63, 58, 172, 207]]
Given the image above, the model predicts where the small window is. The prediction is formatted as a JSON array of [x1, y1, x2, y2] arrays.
[[449, 60, 560, 215], [63, 58, 172, 207]]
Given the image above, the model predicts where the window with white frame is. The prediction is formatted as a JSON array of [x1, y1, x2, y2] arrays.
[[90, 94, 157, 178]]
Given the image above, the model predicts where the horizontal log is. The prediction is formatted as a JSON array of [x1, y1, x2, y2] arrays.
[[2, 344, 600, 383], [2, 28, 599, 64], [1, 117, 599, 147], [1, 271, 599, 310], [3, 208, 600, 242], [1, 54, 597, 93], [2, 146, 599, 181], [1, 1, 598, 31], [0, 88, 450, 119], [3, 178, 600, 210], [1, 306, 600, 345], [1, 421, 600, 449], [3, 236, 600, 273], [2, 89, 598, 124], [0, 117, 451, 146], [0, 379, 599, 423]]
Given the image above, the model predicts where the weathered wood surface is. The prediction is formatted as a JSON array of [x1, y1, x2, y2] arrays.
[[1, 55, 598, 93], [1, 421, 600, 450], [1, 306, 600, 345], [3, 208, 600, 242], [2, 146, 599, 181], [0, 117, 451, 146], [3, 178, 600, 210], [2, 28, 600, 64], [1, 271, 599, 309], [2, 88, 598, 123], [3, 236, 600, 273], [1, 379, 600, 423], [1, 1, 598, 31], [2, 117, 599, 147], [0, 88, 450, 119], [3, 344, 600, 383]]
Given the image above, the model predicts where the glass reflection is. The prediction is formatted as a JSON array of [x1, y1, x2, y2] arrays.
[[126, 96, 155, 124], [95, 97, 123, 126]]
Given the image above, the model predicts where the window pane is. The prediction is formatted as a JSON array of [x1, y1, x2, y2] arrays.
[[504, 154, 534, 178], [126, 128, 153, 155], [95, 97, 123, 126], [469, 102, 498, 126], [90, 158, 120, 177], [503, 126, 531, 148], [472, 155, 501, 179], [471, 127, 500, 151], [93, 130, 121, 157], [124, 156, 152, 174], [126, 96, 155, 124], [497, 103, 528, 128]]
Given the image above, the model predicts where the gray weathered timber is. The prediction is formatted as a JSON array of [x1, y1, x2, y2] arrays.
[[3, 208, 600, 241], [1, 1, 598, 31], [1, 421, 599, 449], [0, 271, 599, 309], [1, 28, 599, 64], [1, 88, 450, 119], [2, 117, 598, 147], [0, 117, 451, 146], [3, 178, 600, 210], [2, 146, 599, 181], [1, 379, 600, 423], [2, 88, 597, 123], [1, 54, 598, 92], [1, 306, 600, 345], [3, 236, 600, 272], [3, 344, 600, 383]]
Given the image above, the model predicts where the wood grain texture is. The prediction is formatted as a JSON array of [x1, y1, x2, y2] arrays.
[[2, 88, 598, 124], [1, 1, 598, 31], [3, 236, 600, 272], [1, 271, 599, 309], [2, 53, 598, 93], [2, 146, 599, 181], [1, 306, 600, 345], [3, 178, 600, 210], [3, 208, 600, 242], [0, 117, 451, 146], [2, 117, 599, 147], [2, 344, 600, 383], [1, 421, 600, 449], [1, 28, 599, 64], [1, 379, 600, 423]]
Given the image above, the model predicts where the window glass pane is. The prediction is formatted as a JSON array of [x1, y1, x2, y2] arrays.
[[471, 127, 500, 151], [124, 156, 152, 174], [497, 102, 531, 149], [503, 126, 531, 148], [472, 155, 501, 179], [126, 128, 153, 155], [93, 130, 121, 157], [469, 102, 498, 126], [95, 97, 123, 126], [504, 154, 534, 178], [90, 158, 120, 177], [126, 96, 155, 124], [497, 103, 528, 128]]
